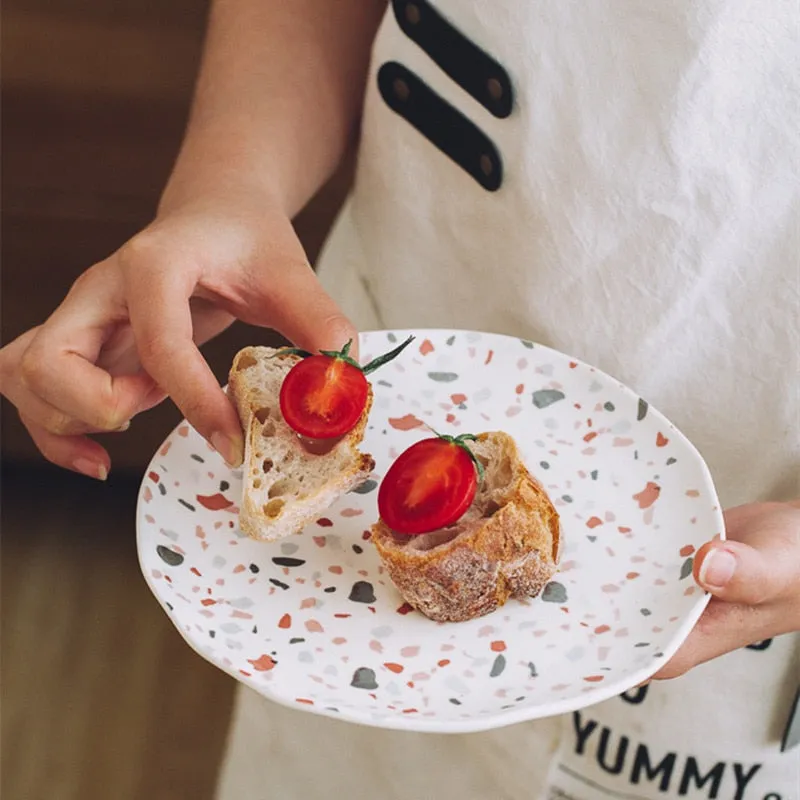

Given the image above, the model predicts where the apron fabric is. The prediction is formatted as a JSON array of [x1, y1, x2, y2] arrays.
[[216, 1, 800, 797]]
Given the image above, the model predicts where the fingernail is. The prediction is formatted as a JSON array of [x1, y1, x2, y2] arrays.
[[115, 421, 131, 432], [211, 432, 243, 467], [74, 458, 108, 481], [698, 548, 736, 589]]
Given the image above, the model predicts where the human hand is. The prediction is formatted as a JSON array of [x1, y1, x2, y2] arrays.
[[0, 188, 357, 478], [653, 501, 800, 679]]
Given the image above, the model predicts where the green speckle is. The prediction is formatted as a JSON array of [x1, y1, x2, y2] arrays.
[[528, 662, 538, 677], [562, 495, 573, 503], [428, 372, 459, 383], [590, 470, 598, 480], [387, 333, 397, 343], [521, 339, 535, 349], [679, 557, 694, 580], [604, 401, 615, 412], [640, 609, 652, 616], [446, 335, 456, 346], [542, 581, 568, 603], [637, 398, 649, 421], [532, 389, 565, 409], [490, 654, 506, 677], [156, 545, 184, 567], [666, 457, 677, 466], [351, 667, 378, 690], [449, 698, 461, 705], [540, 461, 550, 470], [351, 479, 378, 495]]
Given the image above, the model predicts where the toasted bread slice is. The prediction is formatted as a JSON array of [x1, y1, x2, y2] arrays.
[[371, 431, 561, 622], [228, 347, 375, 542]]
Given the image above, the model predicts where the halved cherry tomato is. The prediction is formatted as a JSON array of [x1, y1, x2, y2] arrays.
[[378, 438, 479, 535], [280, 355, 369, 439]]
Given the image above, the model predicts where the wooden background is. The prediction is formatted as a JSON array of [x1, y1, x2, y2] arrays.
[[3, 2, 351, 797]]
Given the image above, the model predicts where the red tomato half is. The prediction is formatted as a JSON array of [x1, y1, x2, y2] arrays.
[[280, 356, 369, 438], [378, 438, 478, 535]]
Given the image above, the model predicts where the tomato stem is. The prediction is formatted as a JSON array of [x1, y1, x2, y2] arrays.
[[361, 335, 415, 375], [429, 429, 485, 482]]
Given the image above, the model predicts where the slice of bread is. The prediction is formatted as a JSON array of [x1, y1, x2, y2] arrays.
[[228, 347, 376, 542], [370, 431, 561, 622]]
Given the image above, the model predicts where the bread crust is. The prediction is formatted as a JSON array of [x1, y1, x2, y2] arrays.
[[228, 347, 375, 542], [371, 432, 561, 622]]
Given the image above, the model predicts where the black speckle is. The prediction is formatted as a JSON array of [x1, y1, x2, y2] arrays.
[[190, 454, 205, 463], [158, 483, 167, 496], [252, 626, 258, 634], [590, 470, 598, 480], [165, 602, 173, 612], [520, 339, 534, 349], [447, 336, 456, 345], [637, 398, 649, 421], [516, 696, 525, 702], [679, 557, 694, 580], [324, 707, 340, 713], [289, 637, 305, 644], [269, 579, 290, 590], [635, 642, 650, 648], [387, 333, 397, 343], [449, 698, 462, 705], [351, 479, 378, 495], [272, 557, 305, 568], [532, 389, 565, 409], [156, 545, 184, 566], [587, 535, 597, 542], [654, 652, 664, 658], [634, 450, 639, 460], [428, 372, 459, 383], [178, 499, 196, 511], [377, 380, 392, 388], [666, 457, 677, 466], [220, 480, 230, 492], [349, 581, 376, 603], [249, 563, 260, 573], [352, 544, 364, 555], [528, 662, 538, 678], [351, 667, 378, 690], [490, 654, 506, 677], [604, 401, 615, 412], [209, 630, 215, 638], [542, 581, 568, 603], [324, 586, 336, 593], [640, 608, 652, 616], [562, 495, 573, 503], [540, 461, 550, 470]]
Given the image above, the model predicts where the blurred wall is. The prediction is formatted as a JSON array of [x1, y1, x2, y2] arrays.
[[2, 0, 353, 473]]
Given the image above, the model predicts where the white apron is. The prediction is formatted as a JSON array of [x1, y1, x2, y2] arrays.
[[217, 1, 800, 797]]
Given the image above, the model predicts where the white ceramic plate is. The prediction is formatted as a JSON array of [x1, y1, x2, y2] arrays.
[[137, 329, 723, 733]]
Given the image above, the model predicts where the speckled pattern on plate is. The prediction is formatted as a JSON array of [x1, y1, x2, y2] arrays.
[[136, 330, 723, 733]]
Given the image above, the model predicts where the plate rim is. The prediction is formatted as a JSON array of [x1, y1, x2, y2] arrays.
[[136, 327, 724, 733]]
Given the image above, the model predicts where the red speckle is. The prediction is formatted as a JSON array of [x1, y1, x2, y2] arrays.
[[626, 572, 640, 579], [419, 339, 435, 355], [602, 584, 620, 593], [190, 567, 202, 577], [148, 471, 159, 483], [334, 613, 351, 619], [159, 442, 172, 456], [178, 425, 189, 437], [446, 413, 456, 424], [385, 662, 404, 673], [163, 575, 172, 583], [231, 610, 252, 619], [340, 508, 363, 517], [569, 361, 578, 369], [515, 383, 524, 395], [633, 482, 661, 509], [328, 566, 343, 575], [583, 431, 598, 443], [586, 516, 603, 529], [485, 350, 494, 365], [239, 670, 251, 677], [490, 641, 506, 652], [451, 393, 467, 405], [438, 659, 451, 667], [317, 517, 334, 527], [143, 486, 153, 503], [332, 637, 347, 645], [594, 625, 611, 634], [200, 598, 216, 606], [313, 536, 327, 547], [278, 614, 291, 629], [656, 432, 669, 447], [300, 598, 316, 609], [396, 602, 415, 615], [305, 620, 324, 632], [583, 675, 605, 683], [296, 698, 314, 705], [403, 708, 418, 714], [388, 414, 425, 431], [196, 493, 233, 511], [618, 526, 632, 534], [362, 530, 372, 540], [233, 564, 246, 574], [686, 490, 700, 498], [401, 646, 420, 658], [680, 545, 695, 557], [248, 654, 277, 672]]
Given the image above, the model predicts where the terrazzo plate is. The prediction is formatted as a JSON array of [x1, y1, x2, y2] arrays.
[[137, 329, 723, 733]]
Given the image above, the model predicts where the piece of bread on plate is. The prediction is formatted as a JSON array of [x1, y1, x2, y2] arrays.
[[228, 347, 375, 542], [370, 431, 561, 622]]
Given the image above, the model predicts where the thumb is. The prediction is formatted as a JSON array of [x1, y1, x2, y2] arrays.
[[694, 536, 797, 606], [240, 261, 360, 359]]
